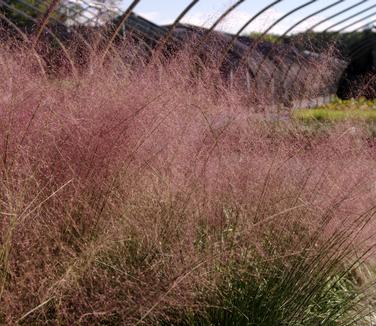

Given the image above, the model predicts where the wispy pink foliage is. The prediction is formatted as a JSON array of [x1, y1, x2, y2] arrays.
[[0, 41, 375, 324]]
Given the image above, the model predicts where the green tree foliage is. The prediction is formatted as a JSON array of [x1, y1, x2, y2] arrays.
[[248, 31, 282, 44], [0, 0, 121, 28], [2, 0, 52, 28], [0, 0, 84, 29]]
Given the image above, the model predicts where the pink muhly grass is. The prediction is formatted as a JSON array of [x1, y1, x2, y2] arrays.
[[0, 39, 375, 324]]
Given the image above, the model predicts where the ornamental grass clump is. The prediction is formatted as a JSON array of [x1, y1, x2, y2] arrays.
[[0, 40, 375, 325]]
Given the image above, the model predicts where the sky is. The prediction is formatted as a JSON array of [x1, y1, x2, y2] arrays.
[[118, 0, 376, 34]]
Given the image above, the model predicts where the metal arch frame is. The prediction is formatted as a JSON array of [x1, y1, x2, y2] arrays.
[[57, 0, 107, 26], [30, 0, 138, 67], [61, 0, 122, 26], [283, 0, 346, 36], [197, 0, 247, 49], [0, 0, 131, 75], [1, 0, 375, 100], [254, 0, 346, 78], [277, 0, 371, 90], [264, 0, 369, 86], [32, 0, 107, 26], [238, 0, 318, 70], [308, 0, 370, 31], [63, 0, 115, 26], [348, 16, 376, 30], [323, 2, 376, 32], [219, 0, 284, 62], [0, 0, 143, 75], [100, 0, 141, 61], [282, 24, 376, 106], [4, 0, 139, 48], [221, 0, 319, 98], [250, 0, 349, 104], [335, 10, 376, 32], [13, 0, 96, 53], [65, 2, 149, 68], [264, 0, 375, 85], [281, 4, 376, 78], [32, 0, 115, 27], [261, 2, 376, 106], [155, 0, 200, 51]]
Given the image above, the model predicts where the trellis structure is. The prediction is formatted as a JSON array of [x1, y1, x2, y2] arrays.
[[0, 0, 375, 103]]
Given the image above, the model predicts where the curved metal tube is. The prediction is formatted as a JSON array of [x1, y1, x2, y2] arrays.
[[324, 2, 376, 31], [220, 0, 283, 61], [262, 0, 374, 104], [15, 0, 95, 53], [284, 23, 375, 106], [283, 2, 376, 78], [156, 0, 200, 50], [308, 0, 369, 31], [100, 0, 141, 61], [239, 0, 318, 68], [347, 16, 376, 31], [0, 0, 129, 71], [249, 0, 317, 39], [283, 0, 346, 36], [255, 0, 346, 78], [3, 0, 375, 102], [55, 0, 101, 25], [336, 10, 376, 32], [287, 0, 369, 81], [59, 0, 117, 25], [197, 0, 247, 48], [231, 0, 319, 96]]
